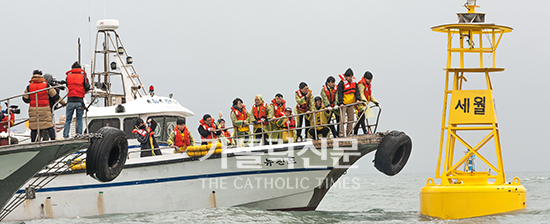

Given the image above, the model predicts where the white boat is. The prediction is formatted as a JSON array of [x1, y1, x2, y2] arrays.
[[1, 19, 412, 221]]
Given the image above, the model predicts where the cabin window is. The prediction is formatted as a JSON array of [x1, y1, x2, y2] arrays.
[[86, 118, 121, 133], [147, 116, 185, 142], [123, 117, 138, 139]]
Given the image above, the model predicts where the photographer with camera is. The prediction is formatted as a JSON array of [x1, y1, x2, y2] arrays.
[[40, 74, 67, 141], [43, 73, 67, 109], [23, 70, 65, 142], [0, 104, 19, 145], [63, 62, 90, 139]]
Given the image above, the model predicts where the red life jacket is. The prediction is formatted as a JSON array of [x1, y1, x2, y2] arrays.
[[28, 81, 49, 107], [323, 84, 338, 107], [295, 89, 312, 112], [66, 68, 87, 98], [174, 126, 191, 147], [339, 74, 357, 95], [220, 129, 231, 138], [231, 105, 250, 132], [286, 117, 296, 129], [0, 113, 14, 133], [252, 102, 268, 125], [270, 99, 286, 118], [132, 125, 155, 137], [199, 118, 218, 141], [231, 105, 248, 122], [359, 77, 372, 101]]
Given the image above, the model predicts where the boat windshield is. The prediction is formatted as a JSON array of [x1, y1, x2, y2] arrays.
[[147, 116, 186, 142]]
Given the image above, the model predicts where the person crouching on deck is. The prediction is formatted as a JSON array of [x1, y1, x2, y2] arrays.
[[308, 96, 331, 140], [133, 118, 162, 157], [168, 119, 195, 153]]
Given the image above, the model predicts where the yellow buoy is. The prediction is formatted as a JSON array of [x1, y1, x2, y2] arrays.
[[187, 151, 195, 157], [420, 1, 525, 220]]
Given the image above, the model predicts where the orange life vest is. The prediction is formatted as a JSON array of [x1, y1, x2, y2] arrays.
[[220, 129, 231, 138], [252, 102, 268, 125], [0, 113, 14, 133], [270, 99, 286, 118], [199, 118, 218, 141], [231, 105, 248, 122], [359, 77, 372, 101], [295, 89, 312, 112], [66, 68, 87, 98], [323, 84, 337, 107], [28, 81, 49, 107], [132, 125, 154, 137], [286, 117, 296, 129], [339, 74, 357, 95], [174, 126, 191, 148], [231, 105, 250, 133]]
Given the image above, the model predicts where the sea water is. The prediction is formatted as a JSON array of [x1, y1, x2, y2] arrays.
[[7, 172, 549, 223]]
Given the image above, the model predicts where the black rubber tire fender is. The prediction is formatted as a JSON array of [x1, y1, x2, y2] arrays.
[[86, 127, 128, 182], [374, 131, 412, 176]]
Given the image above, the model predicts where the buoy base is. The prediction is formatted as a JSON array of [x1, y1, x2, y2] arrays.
[[420, 178, 526, 220]]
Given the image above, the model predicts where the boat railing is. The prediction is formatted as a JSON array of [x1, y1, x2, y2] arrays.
[[201, 102, 381, 147], [0, 85, 69, 144], [126, 102, 381, 156]]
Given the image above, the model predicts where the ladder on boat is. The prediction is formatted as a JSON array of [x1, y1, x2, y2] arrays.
[[91, 23, 148, 106]]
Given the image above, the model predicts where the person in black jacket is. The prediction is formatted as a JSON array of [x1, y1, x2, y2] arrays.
[[132, 118, 161, 157], [198, 114, 221, 145], [337, 68, 361, 137]]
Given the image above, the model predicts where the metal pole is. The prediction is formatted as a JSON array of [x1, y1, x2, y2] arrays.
[[287, 117, 292, 143], [313, 111, 318, 140], [260, 121, 264, 146], [339, 105, 345, 137], [6, 99, 10, 145], [35, 92, 40, 142]]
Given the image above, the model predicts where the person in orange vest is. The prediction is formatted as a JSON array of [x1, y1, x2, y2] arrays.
[[63, 62, 90, 138], [198, 114, 221, 145], [320, 76, 339, 138], [268, 93, 286, 144], [294, 82, 314, 141], [133, 118, 161, 157], [0, 106, 14, 132], [337, 68, 361, 137], [355, 71, 379, 135], [280, 107, 296, 143], [168, 119, 195, 153], [216, 112, 233, 145], [230, 98, 252, 146], [0, 105, 17, 145], [23, 70, 66, 142], [250, 94, 272, 146]]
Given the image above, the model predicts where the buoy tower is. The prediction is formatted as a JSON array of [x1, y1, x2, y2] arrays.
[[420, 0, 526, 219]]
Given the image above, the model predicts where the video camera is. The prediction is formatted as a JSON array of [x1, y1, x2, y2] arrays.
[[51, 78, 67, 85], [3, 104, 20, 114], [50, 78, 67, 90]]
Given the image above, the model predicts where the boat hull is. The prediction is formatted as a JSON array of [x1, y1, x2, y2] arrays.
[[0, 139, 90, 213], [4, 137, 380, 221]]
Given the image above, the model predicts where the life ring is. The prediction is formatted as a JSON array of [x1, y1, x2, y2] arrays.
[[374, 131, 412, 176], [86, 127, 128, 182]]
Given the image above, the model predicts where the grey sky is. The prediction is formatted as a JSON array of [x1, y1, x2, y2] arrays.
[[1, 0, 548, 175]]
